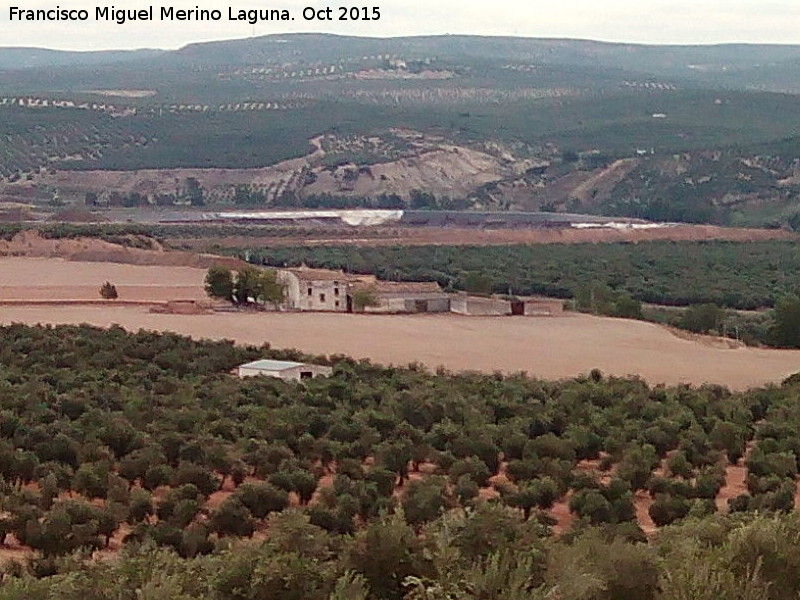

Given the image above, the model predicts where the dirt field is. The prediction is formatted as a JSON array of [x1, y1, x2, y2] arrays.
[[3, 255, 800, 389], [3, 306, 800, 389], [0, 257, 208, 302], [0, 230, 244, 269]]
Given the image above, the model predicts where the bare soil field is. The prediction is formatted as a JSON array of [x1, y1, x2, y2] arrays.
[[168, 224, 796, 251], [0, 257, 207, 302], [2, 306, 800, 390], [3, 255, 799, 388], [0, 230, 244, 269]]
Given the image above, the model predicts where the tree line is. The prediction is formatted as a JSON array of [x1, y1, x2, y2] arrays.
[[243, 241, 800, 311]]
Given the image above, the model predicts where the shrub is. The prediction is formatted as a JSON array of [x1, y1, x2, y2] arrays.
[[448, 457, 491, 488], [234, 482, 290, 519], [99, 281, 118, 300], [649, 495, 692, 527], [210, 497, 255, 538]]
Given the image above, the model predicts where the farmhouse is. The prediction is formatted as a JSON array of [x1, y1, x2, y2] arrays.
[[271, 265, 565, 316], [278, 266, 358, 312], [523, 298, 565, 316], [450, 295, 513, 316], [236, 359, 333, 381]]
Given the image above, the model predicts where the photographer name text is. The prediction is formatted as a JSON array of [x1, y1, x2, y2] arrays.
[[8, 5, 382, 25]]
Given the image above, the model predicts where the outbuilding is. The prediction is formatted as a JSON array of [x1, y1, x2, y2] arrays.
[[450, 295, 513, 316], [522, 298, 565, 316], [354, 281, 451, 314], [236, 359, 333, 381]]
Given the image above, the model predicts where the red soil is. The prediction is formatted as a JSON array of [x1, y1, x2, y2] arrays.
[[550, 492, 576, 536]]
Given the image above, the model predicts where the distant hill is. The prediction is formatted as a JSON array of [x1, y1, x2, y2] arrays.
[[2, 34, 800, 227], [5, 34, 800, 94], [6, 34, 800, 85], [0, 47, 165, 70], [148, 34, 800, 83]]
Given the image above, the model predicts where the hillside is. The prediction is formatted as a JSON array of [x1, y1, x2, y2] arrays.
[[6, 35, 800, 87], [3, 34, 800, 225]]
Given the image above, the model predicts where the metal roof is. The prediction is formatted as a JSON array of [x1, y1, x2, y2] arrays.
[[239, 359, 309, 372], [353, 281, 443, 294]]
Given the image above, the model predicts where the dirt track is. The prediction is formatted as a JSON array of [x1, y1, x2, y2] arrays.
[[3, 306, 800, 390]]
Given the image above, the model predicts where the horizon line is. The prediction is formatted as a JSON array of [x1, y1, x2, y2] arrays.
[[2, 31, 800, 53]]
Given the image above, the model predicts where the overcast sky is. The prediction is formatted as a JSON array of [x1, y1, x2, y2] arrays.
[[2, 0, 799, 50]]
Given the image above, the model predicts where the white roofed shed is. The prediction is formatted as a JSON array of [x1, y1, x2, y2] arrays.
[[237, 359, 333, 381]]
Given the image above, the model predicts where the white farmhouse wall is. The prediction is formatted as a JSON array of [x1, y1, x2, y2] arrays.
[[238, 364, 333, 381]]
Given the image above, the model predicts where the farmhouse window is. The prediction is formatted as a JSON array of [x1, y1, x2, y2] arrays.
[[334, 288, 340, 296], [320, 293, 326, 302], [307, 287, 312, 296]]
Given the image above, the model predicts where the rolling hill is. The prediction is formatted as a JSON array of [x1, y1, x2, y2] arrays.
[[2, 34, 800, 226]]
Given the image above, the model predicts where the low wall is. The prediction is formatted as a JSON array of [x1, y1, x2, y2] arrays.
[[368, 295, 452, 314], [450, 296, 511, 316], [524, 300, 565, 316], [413, 297, 451, 313]]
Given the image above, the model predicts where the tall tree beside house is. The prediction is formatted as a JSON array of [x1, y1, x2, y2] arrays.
[[233, 266, 286, 307], [256, 270, 286, 308], [233, 266, 263, 305], [99, 281, 118, 300], [204, 266, 234, 301]]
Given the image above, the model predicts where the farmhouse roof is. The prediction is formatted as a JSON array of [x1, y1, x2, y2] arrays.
[[284, 266, 355, 282], [363, 281, 443, 294]]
